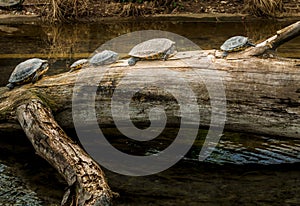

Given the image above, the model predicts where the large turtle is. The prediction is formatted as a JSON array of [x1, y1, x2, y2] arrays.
[[128, 38, 176, 66], [6, 58, 49, 89], [89, 50, 119, 66], [220, 36, 255, 57]]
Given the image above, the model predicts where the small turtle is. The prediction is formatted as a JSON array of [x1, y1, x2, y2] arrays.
[[6, 58, 49, 89], [69, 59, 88, 72], [0, 0, 24, 8], [128, 38, 176, 66], [89, 50, 119, 66], [220, 36, 255, 57]]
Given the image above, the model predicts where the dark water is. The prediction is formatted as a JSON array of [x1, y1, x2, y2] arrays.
[[1, 129, 300, 205], [0, 20, 300, 205]]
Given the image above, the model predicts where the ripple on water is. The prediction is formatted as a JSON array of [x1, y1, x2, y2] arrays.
[[202, 134, 300, 165]]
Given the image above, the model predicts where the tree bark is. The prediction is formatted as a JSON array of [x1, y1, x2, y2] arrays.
[[16, 98, 114, 206], [1, 49, 299, 138]]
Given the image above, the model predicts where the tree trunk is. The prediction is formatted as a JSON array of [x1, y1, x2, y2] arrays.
[[0, 21, 299, 205]]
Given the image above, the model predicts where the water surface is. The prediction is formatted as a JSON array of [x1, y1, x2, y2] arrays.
[[0, 20, 299, 205]]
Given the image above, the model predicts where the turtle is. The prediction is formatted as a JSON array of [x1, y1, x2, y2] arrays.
[[6, 58, 49, 89], [0, 0, 24, 8], [69, 59, 88, 72], [127, 38, 176, 66], [220, 36, 256, 57], [89, 50, 119, 66]]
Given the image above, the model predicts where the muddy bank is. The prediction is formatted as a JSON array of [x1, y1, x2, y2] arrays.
[[0, 13, 300, 25], [0, 13, 248, 24], [0, 0, 300, 23]]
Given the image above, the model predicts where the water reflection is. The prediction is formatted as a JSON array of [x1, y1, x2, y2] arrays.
[[102, 127, 300, 165], [0, 129, 300, 205], [0, 20, 299, 86]]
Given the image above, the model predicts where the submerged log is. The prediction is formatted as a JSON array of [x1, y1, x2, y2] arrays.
[[0, 21, 299, 205]]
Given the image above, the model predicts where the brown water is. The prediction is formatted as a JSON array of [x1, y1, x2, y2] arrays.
[[0, 20, 300, 205]]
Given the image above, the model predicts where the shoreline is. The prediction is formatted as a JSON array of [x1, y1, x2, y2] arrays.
[[0, 13, 300, 24]]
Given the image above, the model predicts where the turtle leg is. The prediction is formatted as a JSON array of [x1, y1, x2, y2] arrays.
[[32, 73, 41, 83], [128, 57, 139, 66], [163, 44, 176, 60], [69, 65, 82, 73], [32, 64, 49, 83], [222, 51, 228, 58], [6, 83, 15, 89], [162, 52, 168, 60], [69, 68, 76, 73]]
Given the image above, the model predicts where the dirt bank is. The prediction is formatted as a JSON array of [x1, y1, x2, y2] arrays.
[[0, 0, 300, 23]]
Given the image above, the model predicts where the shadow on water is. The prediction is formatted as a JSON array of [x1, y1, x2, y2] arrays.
[[0, 20, 300, 205], [0, 128, 300, 205]]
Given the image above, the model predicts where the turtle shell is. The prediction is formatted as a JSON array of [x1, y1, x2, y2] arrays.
[[70, 59, 88, 71], [220, 36, 249, 52], [8, 58, 48, 84], [89, 50, 118, 66], [129, 38, 176, 59]]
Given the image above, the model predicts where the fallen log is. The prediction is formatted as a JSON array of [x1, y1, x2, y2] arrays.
[[16, 99, 113, 205], [59, 53, 300, 138], [0, 21, 299, 205], [241, 21, 300, 57]]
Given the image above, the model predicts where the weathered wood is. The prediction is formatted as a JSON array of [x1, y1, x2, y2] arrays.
[[241, 21, 300, 57], [0, 52, 299, 138], [16, 98, 114, 206]]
